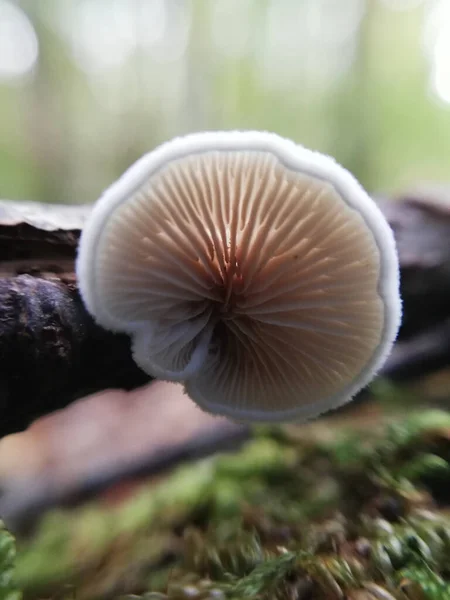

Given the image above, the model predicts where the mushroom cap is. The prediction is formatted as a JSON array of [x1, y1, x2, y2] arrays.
[[76, 131, 401, 423]]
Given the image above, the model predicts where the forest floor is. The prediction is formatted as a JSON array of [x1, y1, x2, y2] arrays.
[[4, 398, 450, 600]]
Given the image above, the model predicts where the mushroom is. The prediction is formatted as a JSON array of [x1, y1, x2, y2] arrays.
[[76, 131, 401, 423]]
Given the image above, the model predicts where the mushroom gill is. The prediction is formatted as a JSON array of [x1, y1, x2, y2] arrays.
[[82, 141, 398, 422]]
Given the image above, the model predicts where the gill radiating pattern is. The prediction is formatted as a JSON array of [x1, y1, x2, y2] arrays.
[[97, 150, 383, 412]]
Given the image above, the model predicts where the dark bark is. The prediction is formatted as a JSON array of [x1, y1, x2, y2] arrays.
[[0, 201, 149, 436], [383, 318, 450, 382], [0, 190, 449, 437], [374, 188, 450, 382], [378, 188, 450, 340], [0, 276, 149, 435]]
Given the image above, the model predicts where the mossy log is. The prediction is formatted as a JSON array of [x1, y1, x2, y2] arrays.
[[0, 190, 449, 436]]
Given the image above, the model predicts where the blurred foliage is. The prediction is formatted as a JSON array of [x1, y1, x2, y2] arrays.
[[1, 0, 450, 206], [0, 522, 21, 600], [12, 409, 450, 599]]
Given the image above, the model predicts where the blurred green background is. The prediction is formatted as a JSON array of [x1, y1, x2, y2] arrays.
[[0, 0, 449, 206]]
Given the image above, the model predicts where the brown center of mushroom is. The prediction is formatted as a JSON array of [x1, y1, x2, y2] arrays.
[[97, 149, 384, 413], [211, 250, 242, 316]]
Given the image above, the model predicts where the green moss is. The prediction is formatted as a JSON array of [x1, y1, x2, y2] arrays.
[[14, 409, 450, 599], [0, 521, 21, 600]]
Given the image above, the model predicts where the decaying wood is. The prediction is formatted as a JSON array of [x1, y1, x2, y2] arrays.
[[378, 188, 450, 340], [0, 190, 448, 437], [0, 201, 149, 437], [376, 189, 450, 382]]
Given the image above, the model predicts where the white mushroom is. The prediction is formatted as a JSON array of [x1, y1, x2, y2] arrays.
[[76, 131, 402, 423]]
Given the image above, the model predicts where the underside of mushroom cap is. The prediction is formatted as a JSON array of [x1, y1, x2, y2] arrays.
[[76, 131, 401, 423]]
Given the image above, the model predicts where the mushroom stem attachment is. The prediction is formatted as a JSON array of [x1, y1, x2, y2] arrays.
[[132, 320, 215, 382]]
